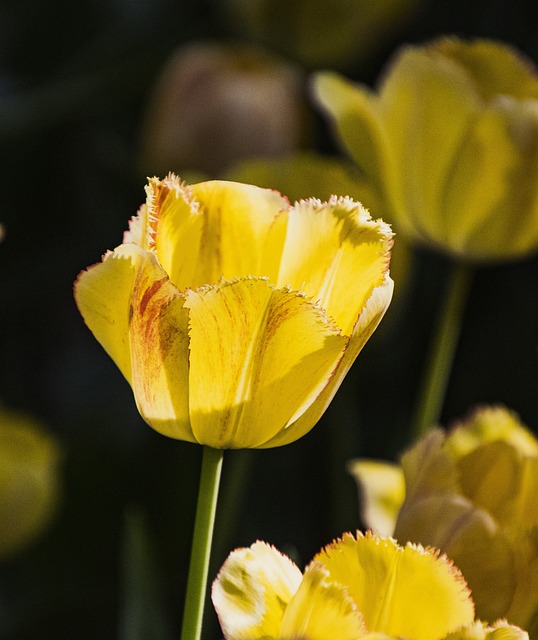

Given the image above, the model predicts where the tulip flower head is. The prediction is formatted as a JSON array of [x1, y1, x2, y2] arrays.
[[212, 531, 528, 639], [314, 37, 538, 262], [75, 175, 393, 448], [350, 406, 538, 631]]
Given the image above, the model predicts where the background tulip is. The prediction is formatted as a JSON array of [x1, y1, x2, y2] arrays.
[[314, 37, 538, 263], [350, 406, 538, 632], [0, 405, 60, 558]]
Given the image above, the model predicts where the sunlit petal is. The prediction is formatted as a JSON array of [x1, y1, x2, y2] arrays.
[[185, 277, 347, 448], [212, 541, 302, 639]]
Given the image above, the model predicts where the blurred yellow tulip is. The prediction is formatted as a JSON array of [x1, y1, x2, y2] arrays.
[[0, 406, 60, 558], [350, 406, 538, 631], [212, 532, 527, 639], [314, 37, 538, 262], [75, 175, 393, 449]]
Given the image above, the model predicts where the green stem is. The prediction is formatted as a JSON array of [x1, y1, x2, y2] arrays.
[[412, 262, 473, 439], [180, 446, 224, 640]]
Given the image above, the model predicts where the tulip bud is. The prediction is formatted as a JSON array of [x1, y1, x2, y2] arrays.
[[140, 42, 307, 177]]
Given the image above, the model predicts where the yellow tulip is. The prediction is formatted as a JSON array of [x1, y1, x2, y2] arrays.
[[0, 405, 60, 558], [350, 406, 538, 631], [74, 175, 393, 448], [212, 531, 527, 639], [314, 37, 538, 262]]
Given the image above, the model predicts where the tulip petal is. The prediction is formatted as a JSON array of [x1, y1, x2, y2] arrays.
[[445, 406, 538, 459], [262, 275, 393, 448], [400, 429, 459, 499], [75, 245, 139, 383], [444, 620, 529, 640], [440, 101, 528, 260], [505, 528, 538, 628], [280, 563, 366, 639], [313, 531, 474, 640], [348, 459, 405, 536], [457, 441, 522, 524], [312, 72, 393, 210], [147, 176, 289, 290], [394, 494, 517, 622], [436, 38, 538, 102], [212, 541, 302, 639], [275, 196, 392, 335], [75, 244, 194, 442], [225, 151, 383, 212], [379, 45, 482, 245], [185, 277, 348, 448]]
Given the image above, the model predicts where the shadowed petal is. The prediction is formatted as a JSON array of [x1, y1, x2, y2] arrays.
[[280, 563, 366, 639], [185, 277, 348, 448], [75, 244, 194, 442]]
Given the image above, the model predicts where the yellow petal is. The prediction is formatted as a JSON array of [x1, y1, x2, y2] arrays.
[[400, 429, 459, 499], [75, 246, 137, 383], [348, 459, 405, 536], [443, 620, 529, 640], [439, 102, 520, 259], [445, 406, 538, 459], [280, 563, 366, 640], [457, 441, 522, 524], [394, 494, 516, 622], [312, 72, 392, 209], [436, 37, 538, 101], [185, 277, 348, 448], [212, 541, 302, 639], [225, 151, 383, 212], [378, 45, 481, 245], [313, 531, 474, 640], [75, 244, 195, 442], [512, 457, 538, 529], [505, 528, 538, 629], [262, 275, 393, 448], [275, 196, 392, 335], [147, 175, 289, 290]]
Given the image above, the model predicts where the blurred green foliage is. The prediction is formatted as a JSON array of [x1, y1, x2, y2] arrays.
[[1, 0, 538, 638]]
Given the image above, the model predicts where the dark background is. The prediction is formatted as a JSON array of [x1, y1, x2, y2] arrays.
[[1, 0, 538, 638]]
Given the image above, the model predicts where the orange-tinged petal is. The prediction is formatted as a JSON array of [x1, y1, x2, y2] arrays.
[[313, 531, 474, 640], [148, 176, 289, 290], [185, 277, 348, 448], [275, 196, 392, 335], [75, 244, 195, 442], [212, 541, 302, 639], [280, 563, 366, 640], [127, 250, 194, 442]]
